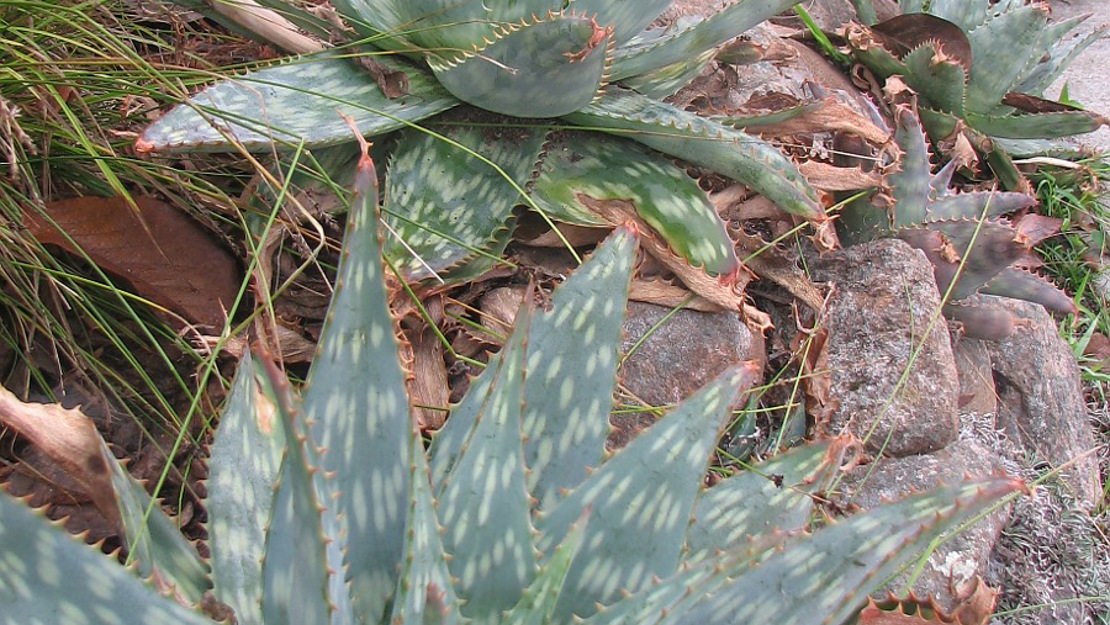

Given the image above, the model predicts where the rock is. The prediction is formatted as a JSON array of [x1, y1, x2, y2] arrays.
[[952, 336, 997, 418], [984, 299, 1102, 506], [811, 239, 960, 457], [613, 302, 759, 449], [842, 439, 1012, 613]]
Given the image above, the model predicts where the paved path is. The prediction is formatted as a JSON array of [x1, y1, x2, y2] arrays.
[[1053, 0, 1110, 153]]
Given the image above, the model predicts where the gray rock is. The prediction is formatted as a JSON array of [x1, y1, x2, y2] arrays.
[[811, 239, 960, 457], [842, 439, 1012, 613], [613, 302, 758, 449], [953, 336, 997, 418], [985, 299, 1102, 506]]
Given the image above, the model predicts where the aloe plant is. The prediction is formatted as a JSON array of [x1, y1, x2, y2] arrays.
[[0, 147, 1024, 624], [135, 0, 827, 299], [840, 104, 1077, 339], [846, 0, 1107, 189]]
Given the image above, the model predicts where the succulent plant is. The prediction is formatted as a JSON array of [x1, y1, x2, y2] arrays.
[[846, 0, 1107, 190], [134, 0, 830, 306], [839, 104, 1077, 339], [0, 147, 1024, 624]]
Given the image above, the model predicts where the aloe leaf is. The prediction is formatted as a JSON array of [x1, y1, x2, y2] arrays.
[[384, 111, 548, 281], [981, 268, 1078, 315], [429, 354, 498, 489], [105, 441, 210, 605], [389, 435, 460, 625], [136, 55, 457, 154], [258, 362, 352, 625], [889, 106, 932, 229], [966, 110, 1108, 139], [924, 0, 990, 31], [531, 132, 739, 276], [653, 478, 1026, 625], [620, 50, 715, 99], [683, 437, 849, 562], [301, 149, 411, 624], [504, 512, 589, 625], [926, 191, 1035, 221], [905, 220, 1028, 299], [537, 364, 759, 622], [944, 301, 1016, 340], [208, 353, 286, 625], [1018, 20, 1106, 96], [576, 0, 673, 43], [381, 0, 566, 58], [902, 45, 967, 116], [566, 88, 825, 221], [610, 0, 803, 81], [431, 14, 610, 118], [523, 227, 637, 509], [0, 493, 214, 625], [965, 6, 1047, 115], [437, 304, 536, 620]]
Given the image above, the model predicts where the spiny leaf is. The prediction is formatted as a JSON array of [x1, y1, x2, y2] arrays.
[[945, 301, 1017, 340], [522, 227, 638, 509], [901, 45, 967, 117], [966, 110, 1108, 140], [136, 55, 457, 153], [531, 132, 739, 276], [926, 191, 1035, 222], [437, 303, 536, 620], [981, 268, 1078, 315], [384, 111, 548, 282], [890, 105, 933, 229], [964, 5, 1047, 115], [503, 511, 589, 625], [301, 148, 411, 624], [208, 353, 286, 625], [431, 13, 611, 118], [536, 364, 760, 622], [566, 87, 825, 221], [0, 493, 214, 625]]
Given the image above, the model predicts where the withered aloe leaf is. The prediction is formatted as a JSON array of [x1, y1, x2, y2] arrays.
[[136, 55, 458, 154], [869, 13, 972, 70], [531, 131, 739, 277], [301, 149, 411, 623], [208, 353, 286, 625], [0, 493, 214, 625], [536, 364, 759, 622], [384, 111, 548, 282], [566, 87, 825, 221]]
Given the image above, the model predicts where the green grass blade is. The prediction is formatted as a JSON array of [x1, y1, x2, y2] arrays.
[[137, 56, 458, 153], [522, 227, 638, 509], [0, 493, 213, 625], [208, 353, 287, 625]]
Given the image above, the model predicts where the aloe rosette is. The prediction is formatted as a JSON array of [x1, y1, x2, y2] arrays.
[[135, 0, 829, 303], [0, 148, 1024, 624], [840, 104, 1077, 338], [847, 0, 1107, 189]]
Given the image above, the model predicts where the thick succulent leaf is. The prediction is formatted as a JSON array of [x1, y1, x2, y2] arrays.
[[900, 220, 1027, 300], [381, 0, 567, 59], [258, 363, 352, 625], [504, 512, 589, 625], [301, 150, 411, 624], [846, 24, 909, 79], [966, 110, 1108, 139], [389, 435, 460, 625], [653, 478, 1026, 625], [106, 442, 210, 605], [981, 268, 1078, 315], [620, 50, 715, 99], [683, 437, 851, 562], [431, 14, 611, 118], [1018, 19, 1106, 96], [384, 111, 548, 281], [437, 304, 536, 620], [924, 0, 990, 31], [536, 364, 759, 622], [944, 301, 1016, 340], [837, 195, 891, 245], [574, 0, 673, 44], [902, 45, 967, 116], [208, 353, 286, 625], [965, 6, 1048, 114], [522, 227, 637, 509], [136, 56, 457, 153], [926, 191, 1035, 221], [610, 0, 803, 81], [531, 132, 739, 276], [429, 354, 498, 489], [566, 88, 825, 221], [0, 493, 214, 625], [889, 106, 932, 229]]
